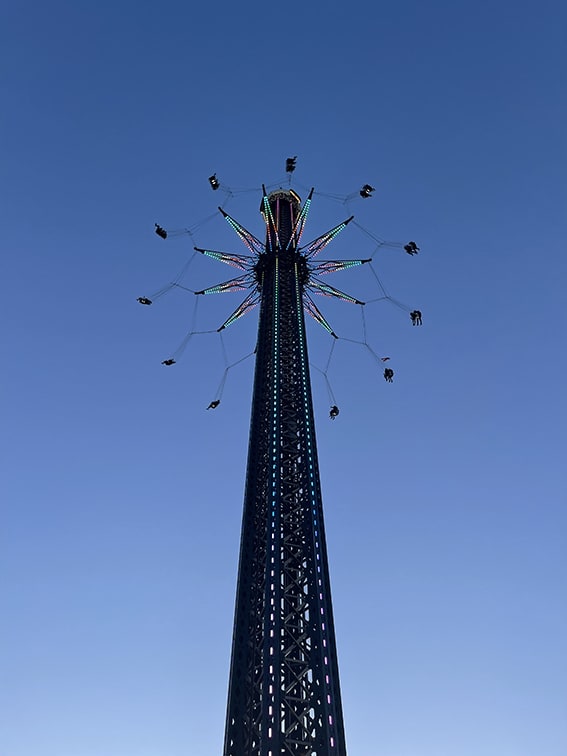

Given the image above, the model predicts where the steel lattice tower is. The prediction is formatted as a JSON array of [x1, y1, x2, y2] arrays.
[[223, 189, 348, 756], [143, 175, 418, 754]]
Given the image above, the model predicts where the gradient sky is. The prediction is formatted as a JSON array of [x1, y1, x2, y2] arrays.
[[2, 1, 566, 755]]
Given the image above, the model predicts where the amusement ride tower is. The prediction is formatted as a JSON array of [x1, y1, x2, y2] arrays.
[[141, 172, 419, 755], [221, 188, 350, 756]]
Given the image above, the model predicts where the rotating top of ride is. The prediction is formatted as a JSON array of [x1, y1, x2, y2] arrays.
[[140, 160, 424, 379], [259, 188, 302, 213], [259, 186, 305, 260]]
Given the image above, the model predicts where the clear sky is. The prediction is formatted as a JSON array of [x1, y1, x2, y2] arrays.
[[2, 1, 566, 755]]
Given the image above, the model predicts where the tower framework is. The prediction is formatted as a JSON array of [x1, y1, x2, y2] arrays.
[[141, 173, 422, 753], [224, 190, 347, 756]]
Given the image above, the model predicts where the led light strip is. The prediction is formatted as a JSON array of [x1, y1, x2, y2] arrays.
[[286, 190, 313, 251], [197, 278, 249, 295], [194, 247, 250, 270], [309, 281, 363, 305], [217, 292, 259, 330], [303, 216, 354, 259], [219, 209, 264, 255], [303, 294, 337, 337], [262, 191, 281, 251], [311, 258, 369, 275]]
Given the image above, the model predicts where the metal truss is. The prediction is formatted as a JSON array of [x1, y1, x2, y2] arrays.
[[223, 191, 347, 756]]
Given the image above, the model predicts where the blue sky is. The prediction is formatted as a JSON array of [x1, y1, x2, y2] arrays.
[[2, 1, 566, 755]]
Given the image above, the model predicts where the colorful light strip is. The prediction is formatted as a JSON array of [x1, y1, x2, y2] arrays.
[[196, 275, 250, 295], [302, 216, 354, 259], [303, 293, 337, 337], [194, 247, 251, 271], [286, 189, 313, 251], [262, 194, 273, 254], [262, 189, 280, 251], [217, 291, 259, 330], [219, 208, 264, 255], [309, 280, 364, 305], [311, 258, 370, 275]]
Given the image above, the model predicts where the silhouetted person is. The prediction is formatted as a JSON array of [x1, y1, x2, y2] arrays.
[[207, 400, 220, 410], [360, 183, 375, 198], [137, 297, 152, 305], [384, 368, 394, 382], [162, 358, 176, 366], [329, 405, 340, 420], [155, 223, 167, 239], [286, 156, 297, 173], [208, 174, 220, 190], [415, 310, 422, 325], [404, 241, 419, 255]]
